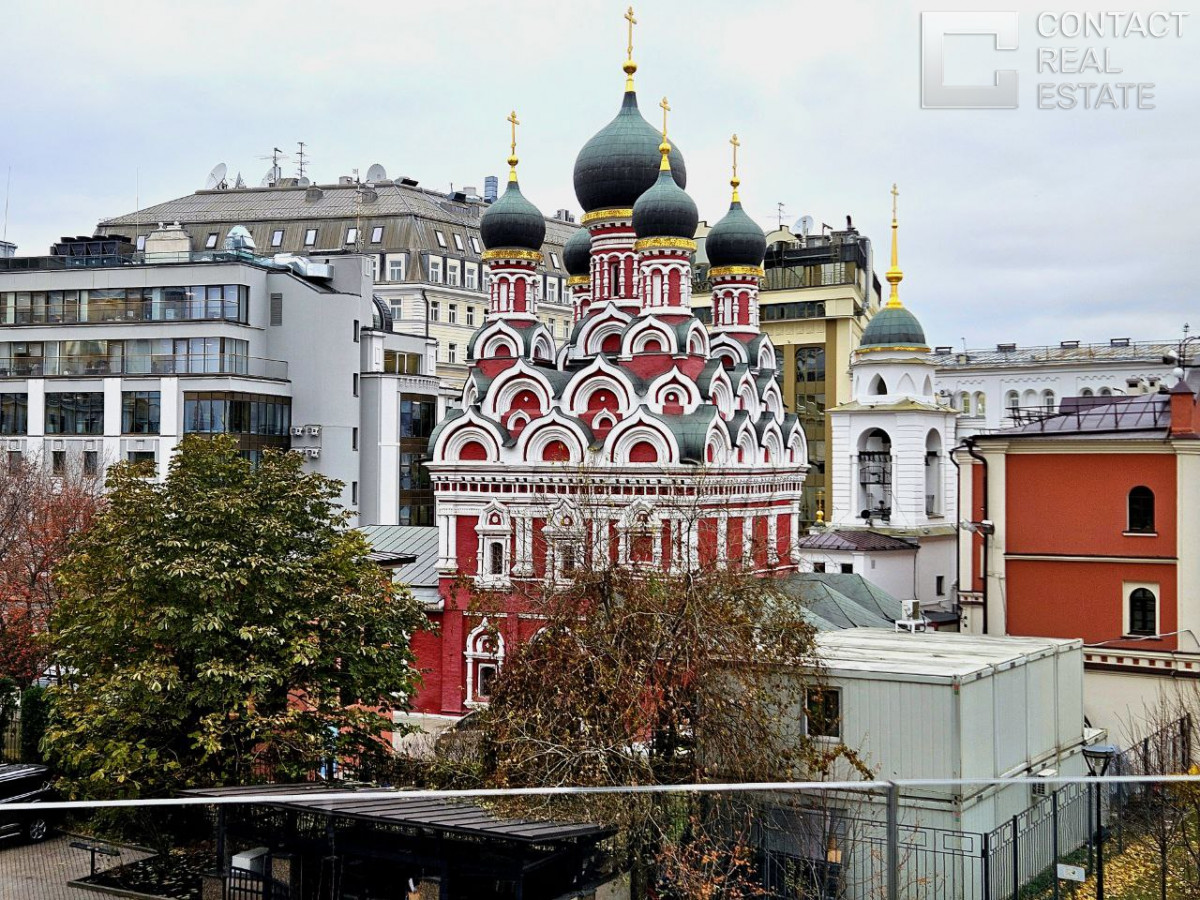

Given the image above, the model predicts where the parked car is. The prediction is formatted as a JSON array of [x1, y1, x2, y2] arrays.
[[0, 763, 55, 843]]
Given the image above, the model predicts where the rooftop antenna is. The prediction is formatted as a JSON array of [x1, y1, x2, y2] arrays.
[[204, 163, 228, 191], [3, 166, 11, 242], [775, 201, 787, 230], [296, 141, 308, 179], [257, 148, 287, 186]]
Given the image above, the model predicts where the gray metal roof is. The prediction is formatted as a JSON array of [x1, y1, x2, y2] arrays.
[[993, 393, 1171, 438], [931, 340, 1176, 370], [778, 573, 906, 628], [184, 783, 608, 844], [796, 530, 918, 553], [98, 182, 578, 269], [358, 525, 439, 588]]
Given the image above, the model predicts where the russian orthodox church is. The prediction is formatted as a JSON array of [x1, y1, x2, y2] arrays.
[[410, 19, 808, 720], [797, 189, 958, 620]]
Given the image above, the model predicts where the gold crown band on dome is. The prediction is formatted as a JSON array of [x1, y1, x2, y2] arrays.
[[634, 237, 696, 251], [856, 345, 931, 354], [481, 249, 543, 262], [581, 208, 635, 224], [567, 275, 592, 286], [708, 265, 764, 278]]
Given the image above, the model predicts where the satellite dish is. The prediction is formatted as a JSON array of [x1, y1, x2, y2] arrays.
[[794, 215, 814, 237], [260, 166, 281, 188], [297, 177, 311, 187], [366, 163, 387, 182], [204, 163, 228, 191], [233, 172, 246, 189]]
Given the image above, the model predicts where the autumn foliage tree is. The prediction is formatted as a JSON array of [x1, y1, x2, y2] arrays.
[[468, 554, 865, 896], [0, 456, 101, 685], [44, 436, 428, 798]]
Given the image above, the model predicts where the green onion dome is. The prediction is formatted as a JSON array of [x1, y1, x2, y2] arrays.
[[480, 179, 545, 252], [705, 200, 766, 267], [563, 227, 592, 277]]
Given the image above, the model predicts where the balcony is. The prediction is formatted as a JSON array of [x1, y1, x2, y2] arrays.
[[0, 354, 288, 380]]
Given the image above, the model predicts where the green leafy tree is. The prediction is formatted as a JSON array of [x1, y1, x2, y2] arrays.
[[44, 435, 427, 798]]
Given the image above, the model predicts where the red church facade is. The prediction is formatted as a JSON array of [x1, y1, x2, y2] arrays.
[[408, 46, 810, 723]]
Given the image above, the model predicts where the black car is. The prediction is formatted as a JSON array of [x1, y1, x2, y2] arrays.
[[0, 763, 55, 843]]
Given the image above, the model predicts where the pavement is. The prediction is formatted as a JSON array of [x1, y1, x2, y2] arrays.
[[0, 834, 152, 900]]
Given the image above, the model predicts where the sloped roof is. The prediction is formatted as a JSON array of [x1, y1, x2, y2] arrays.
[[797, 530, 917, 553], [777, 573, 906, 630], [358, 525, 439, 588]]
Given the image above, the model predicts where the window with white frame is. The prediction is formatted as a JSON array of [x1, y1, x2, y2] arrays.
[[270, 229, 284, 248], [370, 257, 380, 282], [370, 225, 384, 243], [429, 300, 440, 322], [304, 228, 317, 247], [447, 260, 461, 286], [465, 620, 504, 705], [447, 342, 458, 364], [345, 227, 358, 245], [428, 257, 443, 283], [470, 235, 481, 254], [205, 233, 219, 249], [546, 278, 560, 304], [434, 230, 447, 249], [550, 251, 561, 269], [1124, 582, 1159, 637], [447, 303, 458, 324], [453, 233, 465, 252], [465, 264, 478, 291], [466, 306, 476, 327], [387, 255, 406, 282]]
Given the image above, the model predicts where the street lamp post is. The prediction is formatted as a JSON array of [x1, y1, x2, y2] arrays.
[[1083, 743, 1119, 899]]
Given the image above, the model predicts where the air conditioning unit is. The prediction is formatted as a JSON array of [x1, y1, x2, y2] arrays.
[[290, 426, 305, 437], [306, 425, 322, 437], [1032, 768, 1057, 796], [894, 600, 927, 634], [306, 447, 321, 459]]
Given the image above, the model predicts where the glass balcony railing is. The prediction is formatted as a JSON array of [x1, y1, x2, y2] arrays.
[[0, 354, 287, 380]]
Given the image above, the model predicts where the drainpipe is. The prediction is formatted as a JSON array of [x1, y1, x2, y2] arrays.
[[949, 442, 964, 626], [965, 436, 990, 634]]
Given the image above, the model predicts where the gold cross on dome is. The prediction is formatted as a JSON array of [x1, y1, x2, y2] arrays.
[[730, 133, 740, 179], [659, 96, 670, 139], [625, 6, 637, 59], [507, 110, 520, 158], [891, 182, 899, 219]]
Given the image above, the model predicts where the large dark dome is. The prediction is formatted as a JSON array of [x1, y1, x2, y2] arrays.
[[480, 179, 546, 252], [860, 305, 928, 349], [563, 227, 591, 276], [573, 91, 686, 213], [705, 200, 765, 267], [632, 158, 698, 240]]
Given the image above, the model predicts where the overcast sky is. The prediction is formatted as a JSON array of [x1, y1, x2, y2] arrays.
[[2, 0, 1197, 347]]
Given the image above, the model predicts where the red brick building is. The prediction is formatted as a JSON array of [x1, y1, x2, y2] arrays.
[[957, 381, 1200, 732]]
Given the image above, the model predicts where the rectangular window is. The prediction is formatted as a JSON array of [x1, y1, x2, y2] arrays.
[[429, 300, 440, 322], [352, 481, 359, 504], [0, 393, 28, 435], [51, 450, 65, 476], [813, 562, 826, 573], [546, 278, 560, 304], [345, 227, 358, 245], [370, 226, 384, 243], [465, 264, 478, 291], [271, 229, 284, 248], [434, 230, 447, 249], [447, 342, 458, 364], [122, 391, 161, 434], [304, 228, 318, 247], [352, 373, 360, 397], [353, 319, 360, 342], [388, 256, 406, 282], [470, 236, 481, 254], [804, 688, 841, 739], [205, 233, 219, 249], [7, 450, 22, 468], [466, 306, 476, 327], [127, 450, 155, 466], [840, 563, 853, 574], [428, 258, 443, 283], [550, 251, 561, 269], [45, 392, 104, 435], [447, 260, 460, 286], [399, 395, 436, 439], [352, 427, 359, 451], [447, 303, 458, 325], [82, 450, 99, 477], [270, 292, 283, 326], [936, 575, 945, 596], [453, 234, 464, 252]]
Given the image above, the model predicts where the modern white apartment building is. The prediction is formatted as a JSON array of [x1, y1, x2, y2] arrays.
[[0, 226, 441, 526]]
